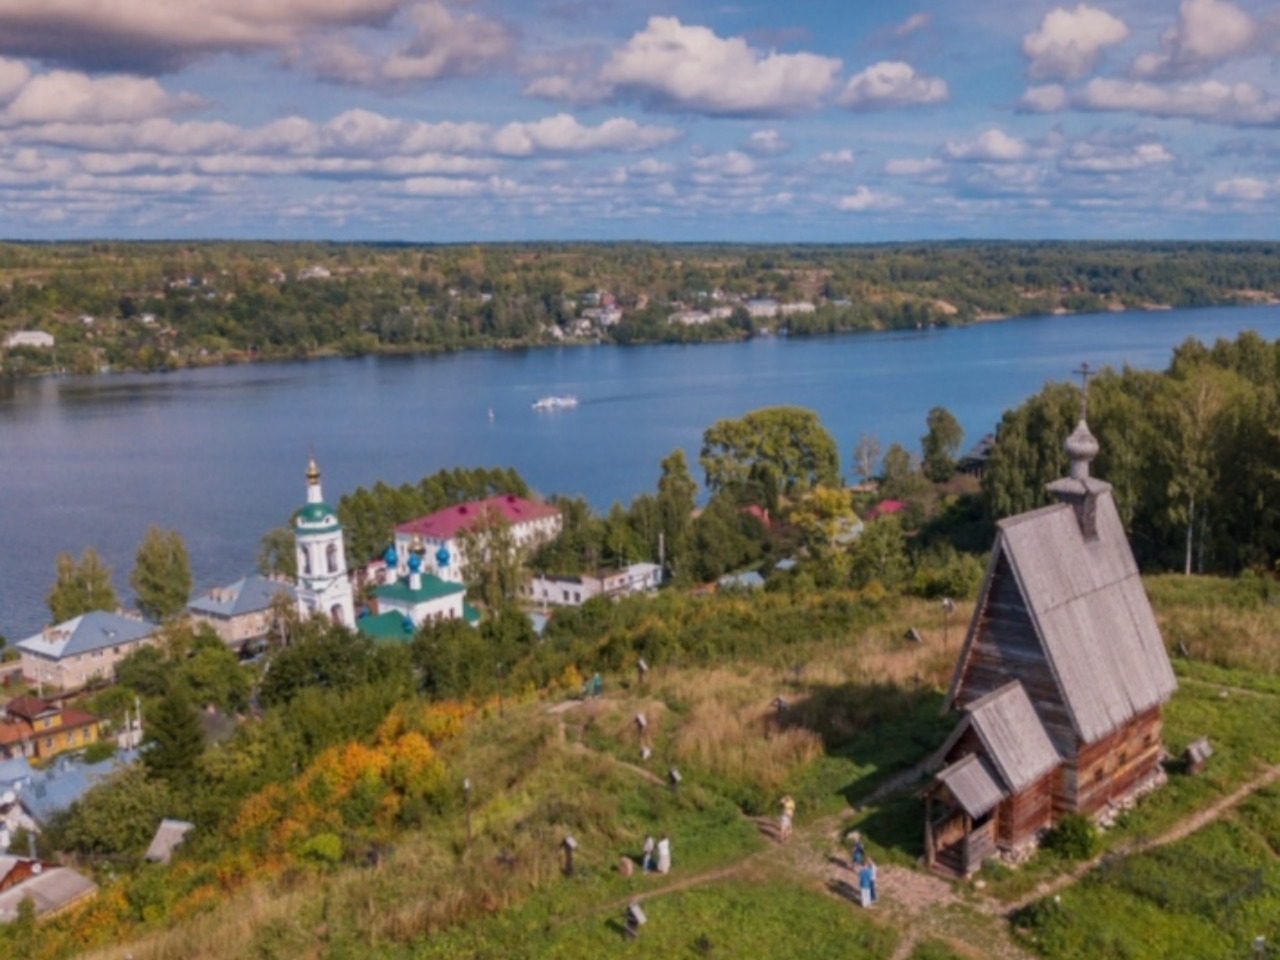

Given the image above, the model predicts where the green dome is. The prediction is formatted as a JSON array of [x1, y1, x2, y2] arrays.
[[295, 502, 339, 528]]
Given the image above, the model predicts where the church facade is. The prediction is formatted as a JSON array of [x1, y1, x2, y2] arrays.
[[925, 391, 1177, 876]]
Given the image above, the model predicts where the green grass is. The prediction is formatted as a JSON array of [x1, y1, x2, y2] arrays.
[[401, 879, 899, 960], [1012, 818, 1280, 960], [907, 940, 973, 960]]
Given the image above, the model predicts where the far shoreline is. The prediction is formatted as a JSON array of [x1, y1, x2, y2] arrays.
[[8, 299, 1280, 386]]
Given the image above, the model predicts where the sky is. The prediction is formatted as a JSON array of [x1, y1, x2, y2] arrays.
[[0, 0, 1277, 241]]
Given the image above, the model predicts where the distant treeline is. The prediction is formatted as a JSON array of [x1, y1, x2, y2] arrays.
[[1, 241, 1278, 376]]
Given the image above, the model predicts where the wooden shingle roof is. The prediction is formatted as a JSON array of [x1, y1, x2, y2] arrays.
[[936, 681, 1060, 794], [947, 488, 1177, 745], [936, 754, 1006, 819]]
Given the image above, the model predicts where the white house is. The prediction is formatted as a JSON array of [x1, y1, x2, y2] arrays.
[[3, 331, 54, 349], [526, 563, 663, 607], [15, 611, 157, 692], [187, 575, 296, 650], [778, 302, 816, 316], [745, 299, 778, 319], [393, 495, 562, 585]]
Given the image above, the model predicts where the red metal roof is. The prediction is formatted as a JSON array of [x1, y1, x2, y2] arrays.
[[395, 495, 559, 541], [865, 499, 905, 520]]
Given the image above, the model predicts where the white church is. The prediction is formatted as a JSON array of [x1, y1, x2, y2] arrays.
[[293, 457, 356, 626]]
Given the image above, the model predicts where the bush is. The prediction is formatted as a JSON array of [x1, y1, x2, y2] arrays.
[[297, 832, 343, 865], [1042, 812, 1099, 861]]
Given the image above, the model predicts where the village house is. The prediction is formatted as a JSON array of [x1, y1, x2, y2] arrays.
[[924, 392, 1177, 876], [0, 697, 101, 762], [186, 575, 296, 651], [526, 563, 663, 607], [15, 611, 157, 692], [0, 855, 96, 923], [393, 495, 562, 586]]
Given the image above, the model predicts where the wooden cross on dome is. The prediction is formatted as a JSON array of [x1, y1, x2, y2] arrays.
[[1073, 362, 1095, 419]]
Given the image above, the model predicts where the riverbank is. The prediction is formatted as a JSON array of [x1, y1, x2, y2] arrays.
[[9, 298, 1275, 382]]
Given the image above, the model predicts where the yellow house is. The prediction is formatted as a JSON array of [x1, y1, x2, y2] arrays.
[[0, 696, 101, 761]]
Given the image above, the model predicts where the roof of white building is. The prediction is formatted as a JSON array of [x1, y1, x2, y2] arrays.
[[16, 611, 155, 661]]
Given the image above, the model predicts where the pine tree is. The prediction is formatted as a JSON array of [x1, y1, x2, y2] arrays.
[[46, 547, 118, 623], [130, 525, 192, 621], [143, 686, 205, 785]]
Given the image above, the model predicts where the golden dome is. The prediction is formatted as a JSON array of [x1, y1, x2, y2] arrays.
[[410, 533, 425, 555], [306, 456, 320, 485]]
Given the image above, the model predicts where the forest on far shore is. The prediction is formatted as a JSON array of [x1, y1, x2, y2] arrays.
[[1, 240, 1278, 377]]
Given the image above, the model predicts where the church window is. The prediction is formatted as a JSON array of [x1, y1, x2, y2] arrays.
[[326, 543, 338, 574], [330, 604, 345, 625], [302, 547, 312, 576]]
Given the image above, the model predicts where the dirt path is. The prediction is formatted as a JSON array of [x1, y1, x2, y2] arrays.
[[1004, 761, 1280, 913]]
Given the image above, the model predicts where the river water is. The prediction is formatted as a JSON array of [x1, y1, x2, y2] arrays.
[[3, 304, 1280, 638]]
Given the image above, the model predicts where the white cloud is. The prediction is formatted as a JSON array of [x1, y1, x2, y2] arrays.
[[379, 2, 513, 83], [521, 74, 610, 106], [836, 186, 899, 211], [1075, 77, 1280, 126], [0, 0, 410, 72], [1211, 176, 1276, 200], [893, 13, 933, 38], [942, 128, 1029, 162], [1019, 84, 1070, 112], [1022, 5, 1129, 81], [745, 129, 790, 154], [1132, 0, 1264, 80], [630, 157, 674, 176], [885, 156, 944, 176], [839, 61, 947, 110], [1059, 139, 1174, 172], [594, 17, 841, 116], [690, 151, 758, 181], [2, 71, 205, 125], [816, 149, 855, 165], [489, 114, 680, 157], [0, 56, 28, 101]]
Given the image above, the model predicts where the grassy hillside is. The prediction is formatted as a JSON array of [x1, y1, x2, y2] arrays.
[[6, 576, 1278, 960]]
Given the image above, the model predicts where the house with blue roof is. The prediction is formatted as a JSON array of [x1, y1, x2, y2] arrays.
[[16, 611, 156, 693], [187, 574, 296, 651], [17, 750, 139, 830]]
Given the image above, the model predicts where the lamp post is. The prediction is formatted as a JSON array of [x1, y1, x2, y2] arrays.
[[941, 597, 955, 651]]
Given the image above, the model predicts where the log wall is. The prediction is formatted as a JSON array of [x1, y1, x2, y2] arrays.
[[997, 768, 1056, 847], [1066, 705, 1163, 816]]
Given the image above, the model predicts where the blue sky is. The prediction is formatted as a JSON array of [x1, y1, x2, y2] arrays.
[[0, 0, 1276, 240]]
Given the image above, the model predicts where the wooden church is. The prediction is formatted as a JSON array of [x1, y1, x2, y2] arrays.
[[925, 376, 1178, 876]]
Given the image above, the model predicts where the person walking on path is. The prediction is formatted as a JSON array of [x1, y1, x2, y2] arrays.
[[867, 857, 878, 903], [779, 794, 795, 842], [851, 833, 864, 868], [858, 863, 872, 908], [656, 834, 671, 875], [642, 836, 655, 873], [592, 673, 602, 698]]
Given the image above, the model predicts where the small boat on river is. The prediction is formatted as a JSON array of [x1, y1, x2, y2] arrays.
[[532, 395, 579, 411]]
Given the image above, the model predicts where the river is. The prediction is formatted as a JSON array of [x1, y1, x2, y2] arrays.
[[3, 304, 1280, 638]]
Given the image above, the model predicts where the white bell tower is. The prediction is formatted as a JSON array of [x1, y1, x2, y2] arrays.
[[294, 456, 356, 626]]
